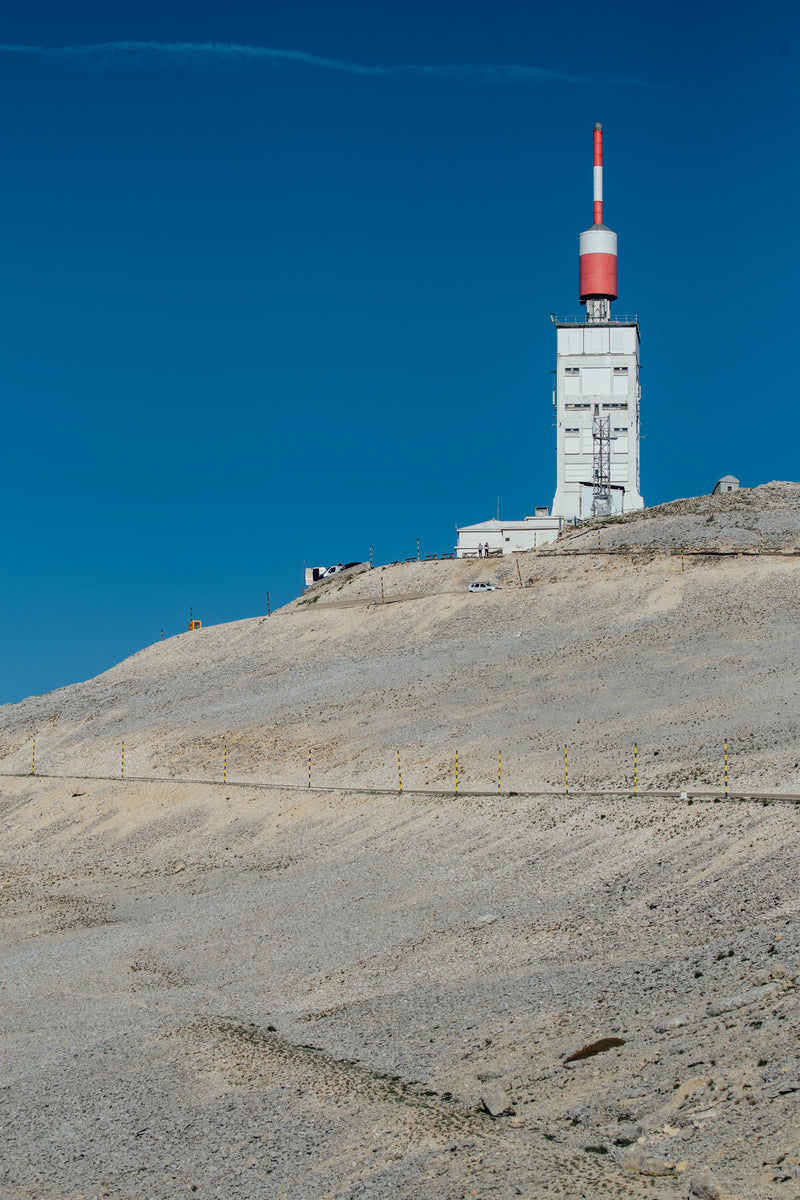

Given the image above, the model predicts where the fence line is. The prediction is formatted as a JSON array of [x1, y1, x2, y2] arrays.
[[3, 738, 795, 806], [1, 768, 799, 806], [540, 546, 800, 559], [459, 545, 800, 563]]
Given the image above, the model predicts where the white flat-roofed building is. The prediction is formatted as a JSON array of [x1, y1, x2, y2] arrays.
[[456, 513, 562, 557], [551, 316, 644, 520]]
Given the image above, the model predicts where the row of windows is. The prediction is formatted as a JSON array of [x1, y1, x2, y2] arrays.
[[564, 427, 629, 436], [564, 447, 630, 457], [565, 402, 629, 411], [564, 366, 629, 375]]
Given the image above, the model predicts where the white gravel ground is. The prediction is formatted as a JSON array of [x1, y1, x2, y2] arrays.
[[1, 482, 800, 1198], [1, 776, 797, 1198]]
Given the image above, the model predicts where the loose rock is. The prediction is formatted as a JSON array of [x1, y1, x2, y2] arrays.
[[623, 1150, 676, 1176], [706, 982, 779, 1017], [480, 1089, 514, 1117], [689, 1166, 723, 1199]]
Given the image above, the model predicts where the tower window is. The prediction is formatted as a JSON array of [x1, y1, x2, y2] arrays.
[[564, 367, 579, 374], [613, 366, 628, 374]]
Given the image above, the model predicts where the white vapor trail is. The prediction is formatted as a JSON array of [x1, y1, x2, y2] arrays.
[[0, 40, 645, 86]]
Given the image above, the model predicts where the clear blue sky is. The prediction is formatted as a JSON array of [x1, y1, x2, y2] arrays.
[[0, 0, 796, 703]]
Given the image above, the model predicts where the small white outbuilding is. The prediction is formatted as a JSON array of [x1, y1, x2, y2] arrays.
[[712, 475, 740, 495], [456, 512, 563, 558]]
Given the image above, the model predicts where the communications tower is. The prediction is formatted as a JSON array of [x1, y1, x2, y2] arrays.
[[551, 124, 643, 521]]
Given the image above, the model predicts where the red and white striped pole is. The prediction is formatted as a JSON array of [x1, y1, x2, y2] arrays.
[[593, 122, 603, 226]]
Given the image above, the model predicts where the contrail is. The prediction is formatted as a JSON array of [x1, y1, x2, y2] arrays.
[[0, 40, 647, 86]]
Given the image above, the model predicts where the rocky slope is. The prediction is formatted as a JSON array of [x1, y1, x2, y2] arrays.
[[1, 775, 797, 1199], [2, 483, 800, 796], [1, 482, 800, 1198]]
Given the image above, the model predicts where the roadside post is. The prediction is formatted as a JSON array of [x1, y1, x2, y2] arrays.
[[634, 743, 638, 795]]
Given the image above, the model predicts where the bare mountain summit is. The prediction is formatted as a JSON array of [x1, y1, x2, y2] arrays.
[[1, 483, 799, 1198]]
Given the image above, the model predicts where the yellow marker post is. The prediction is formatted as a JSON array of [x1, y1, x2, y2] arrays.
[[223, 745, 227, 784], [533, 532, 537, 554], [416, 537, 420, 562], [681, 547, 685, 572], [516, 560, 523, 588], [634, 743, 638, 795], [308, 748, 312, 789], [397, 750, 402, 793], [381, 577, 385, 605], [121, 742, 125, 780], [455, 749, 459, 795], [759, 533, 763, 554], [266, 592, 271, 617], [497, 750, 502, 794], [369, 544, 373, 569], [160, 628, 164, 641], [724, 739, 729, 798], [564, 745, 569, 795], [597, 528, 601, 553], [31, 735, 35, 776]]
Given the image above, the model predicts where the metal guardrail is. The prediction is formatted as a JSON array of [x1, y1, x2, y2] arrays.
[[2, 769, 799, 807], [391, 553, 455, 565], [550, 313, 639, 326], [543, 546, 800, 558]]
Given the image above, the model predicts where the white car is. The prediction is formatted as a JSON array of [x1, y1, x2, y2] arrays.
[[468, 582, 500, 593]]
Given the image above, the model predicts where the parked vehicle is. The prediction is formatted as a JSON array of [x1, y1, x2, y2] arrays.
[[468, 582, 500, 592], [306, 561, 362, 585]]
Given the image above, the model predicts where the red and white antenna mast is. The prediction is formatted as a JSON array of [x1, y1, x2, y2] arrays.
[[593, 121, 604, 225], [579, 122, 618, 321]]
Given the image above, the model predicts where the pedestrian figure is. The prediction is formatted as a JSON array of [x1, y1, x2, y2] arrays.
[[484, 541, 490, 557], [477, 543, 483, 558]]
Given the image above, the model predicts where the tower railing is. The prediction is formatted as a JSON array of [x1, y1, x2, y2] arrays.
[[550, 313, 639, 327]]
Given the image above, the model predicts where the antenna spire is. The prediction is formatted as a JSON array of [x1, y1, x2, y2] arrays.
[[593, 122, 603, 226], [579, 122, 617, 312]]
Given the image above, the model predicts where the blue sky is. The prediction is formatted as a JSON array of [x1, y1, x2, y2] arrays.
[[0, 0, 797, 703]]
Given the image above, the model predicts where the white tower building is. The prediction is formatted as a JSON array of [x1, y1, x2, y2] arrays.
[[552, 124, 643, 521]]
